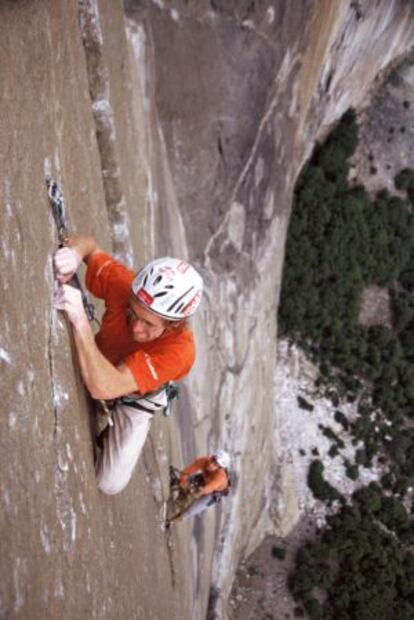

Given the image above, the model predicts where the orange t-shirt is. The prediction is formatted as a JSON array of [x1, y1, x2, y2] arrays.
[[85, 252, 196, 395], [180, 456, 229, 496]]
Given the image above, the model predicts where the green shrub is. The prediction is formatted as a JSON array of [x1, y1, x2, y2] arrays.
[[271, 545, 287, 560], [345, 461, 359, 480], [297, 396, 314, 411], [394, 168, 414, 191], [308, 460, 343, 503]]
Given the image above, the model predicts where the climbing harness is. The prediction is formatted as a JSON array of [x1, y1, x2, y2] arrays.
[[116, 381, 179, 418], [46, 176, 113, 425]]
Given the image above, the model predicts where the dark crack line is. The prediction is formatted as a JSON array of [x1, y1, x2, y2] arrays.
[[145, 433, 177, 589], [47, 312, 59, 440]]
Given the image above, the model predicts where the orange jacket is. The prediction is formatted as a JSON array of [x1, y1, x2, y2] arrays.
[[179, 456, 229, 496], [85, 252, 196, 394]]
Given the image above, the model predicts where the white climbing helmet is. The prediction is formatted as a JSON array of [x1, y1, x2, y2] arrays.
[[214, 450, 231, 469], [131, 257, 203, 321]]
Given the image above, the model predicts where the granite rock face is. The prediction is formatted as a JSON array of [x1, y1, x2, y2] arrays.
[[1, 1, 413, 618]]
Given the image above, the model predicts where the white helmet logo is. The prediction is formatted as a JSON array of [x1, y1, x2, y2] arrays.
[[135, 288, 154, 307], [183, 291, 202, 317]]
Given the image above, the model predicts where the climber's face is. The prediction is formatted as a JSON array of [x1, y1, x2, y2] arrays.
[[127, 297, 166, 343], [207, 458, 220, 473]]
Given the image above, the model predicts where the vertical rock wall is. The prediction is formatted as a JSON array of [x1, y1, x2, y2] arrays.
[[0, 2, 192, 618]]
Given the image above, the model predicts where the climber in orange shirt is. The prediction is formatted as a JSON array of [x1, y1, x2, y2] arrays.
[[53, 234, 203, 495], [167, 451, 231, 524]]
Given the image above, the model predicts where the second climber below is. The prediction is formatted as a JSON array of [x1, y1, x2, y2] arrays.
[[168, 451, 231, 524], [53, 234, 203, 495]]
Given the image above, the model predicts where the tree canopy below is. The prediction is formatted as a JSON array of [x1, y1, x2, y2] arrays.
[[280, 109, 414, 619]]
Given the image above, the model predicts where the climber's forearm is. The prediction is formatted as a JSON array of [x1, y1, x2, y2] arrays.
[[67, 234, 103, 264], [71, 317, 139, 400]]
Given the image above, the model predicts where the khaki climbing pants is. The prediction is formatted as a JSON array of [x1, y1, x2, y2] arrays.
[[169, 491, 215, 522], [95, 389, 167, 495], [181, 495, 214, 520]]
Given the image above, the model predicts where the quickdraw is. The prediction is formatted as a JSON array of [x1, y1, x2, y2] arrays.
[[46, 177, 97, 324], [164, 381, 179, 417]]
